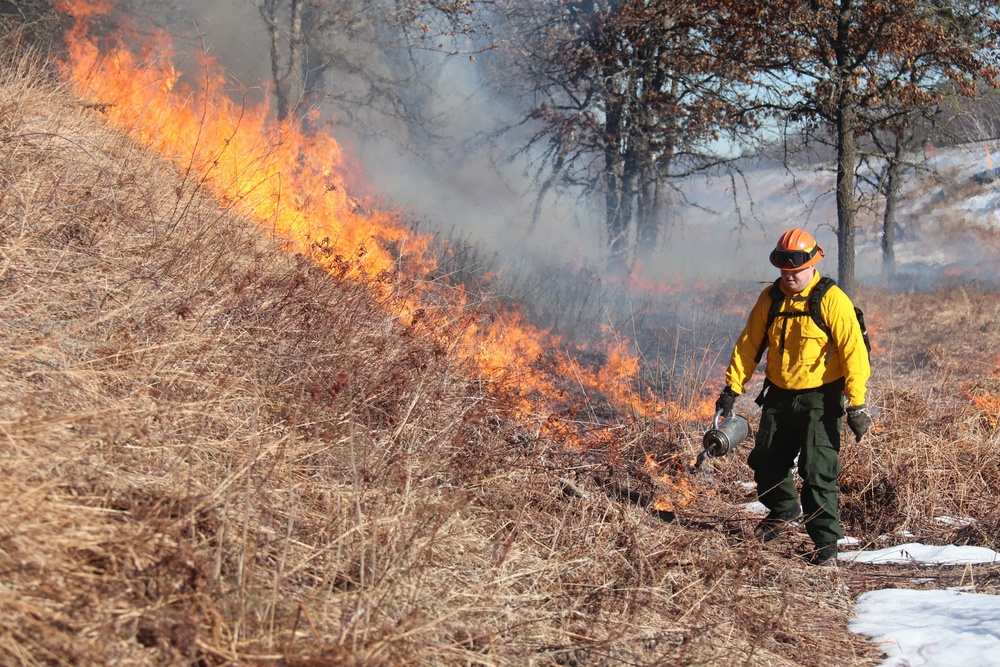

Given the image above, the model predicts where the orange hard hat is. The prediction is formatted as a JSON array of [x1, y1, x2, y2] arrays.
[[769, 228, 824, 269]]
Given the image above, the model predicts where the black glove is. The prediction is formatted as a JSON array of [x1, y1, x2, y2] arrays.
[[716, 386, 738, 418], [846, 404, 872, 442]]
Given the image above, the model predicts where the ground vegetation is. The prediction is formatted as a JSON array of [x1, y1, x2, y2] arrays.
[[2, 27, 1000, 667]]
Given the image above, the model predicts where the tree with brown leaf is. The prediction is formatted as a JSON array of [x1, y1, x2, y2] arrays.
[[715, 0, 1000, 294]]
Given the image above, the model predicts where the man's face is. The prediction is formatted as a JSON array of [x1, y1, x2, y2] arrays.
[[780, 266, 815, 293]]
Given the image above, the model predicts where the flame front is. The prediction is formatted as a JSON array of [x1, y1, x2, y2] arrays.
[[645, 452, 704, 512], [55, 1, 714, 504]]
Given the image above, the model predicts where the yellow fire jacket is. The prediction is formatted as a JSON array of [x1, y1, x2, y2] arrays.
[[724, 271, 870, 406]]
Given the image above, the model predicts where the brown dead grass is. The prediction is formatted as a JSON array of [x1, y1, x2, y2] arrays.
[[838, 286, 1000, 543], [6, 41, 998, 667]]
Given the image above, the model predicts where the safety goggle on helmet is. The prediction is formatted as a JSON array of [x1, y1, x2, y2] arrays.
[[769, 228, 825, 270]]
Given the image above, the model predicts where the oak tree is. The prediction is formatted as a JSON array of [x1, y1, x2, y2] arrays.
[[487, 0, 753, 270], [716, 0, 1000, 294]]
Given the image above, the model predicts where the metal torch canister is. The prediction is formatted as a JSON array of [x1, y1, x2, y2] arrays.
[[702, 409, 750, 458]]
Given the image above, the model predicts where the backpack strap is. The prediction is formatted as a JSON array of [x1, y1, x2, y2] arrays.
[[754, 279, 785, 363], [753, 276, 836, 363], [808, 277, 836, 335]]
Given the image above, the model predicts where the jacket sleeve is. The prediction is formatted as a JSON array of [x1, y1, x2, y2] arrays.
[[823, 287, 870, 406], [724, 288, 772, 395]]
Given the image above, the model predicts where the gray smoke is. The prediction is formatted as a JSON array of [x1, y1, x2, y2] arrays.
[[116, 1, 1000, 294]]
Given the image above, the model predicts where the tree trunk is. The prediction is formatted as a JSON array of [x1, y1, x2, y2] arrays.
[[603, 74, 634, 272], [261, 0, 305, 123], [834, 0, 858, 296], [882, 148, 901, 281], [636, 136, 672, 255], [635, 172, 660, 252], [835, 99, 858, 296], [605, 160, 632, 272]]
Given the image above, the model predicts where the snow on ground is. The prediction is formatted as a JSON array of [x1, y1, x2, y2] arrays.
[[739, 498, 1000, 666], [841, 542, 999, 566], [846, 543, 1000, 667], [851, 588, 1000, 667]]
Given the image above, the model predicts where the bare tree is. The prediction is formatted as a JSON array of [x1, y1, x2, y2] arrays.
[[485, 0, 753, 271], [254, 0, 493, 131]]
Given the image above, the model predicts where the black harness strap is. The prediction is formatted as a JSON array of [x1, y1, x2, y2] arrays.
[[754, 277, 835, 364]]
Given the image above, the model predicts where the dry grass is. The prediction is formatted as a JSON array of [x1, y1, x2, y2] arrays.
[[839, 287, 1000, 544], [2, 42, 1000, 667]]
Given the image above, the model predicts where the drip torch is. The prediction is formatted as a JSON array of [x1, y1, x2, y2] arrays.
[[695, 409, 750, 469]]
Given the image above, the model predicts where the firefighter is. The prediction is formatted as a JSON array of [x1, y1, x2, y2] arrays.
[[715, 228, 871, 566]]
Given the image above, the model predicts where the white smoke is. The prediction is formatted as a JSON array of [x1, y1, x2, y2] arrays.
[[121, 1, 1000, 293]]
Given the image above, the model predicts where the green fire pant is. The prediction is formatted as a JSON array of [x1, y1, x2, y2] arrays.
[[748, 378, 845, 547]]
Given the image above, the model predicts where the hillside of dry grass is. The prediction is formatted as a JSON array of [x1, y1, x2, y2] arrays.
[[2, 40, 1000, 666]]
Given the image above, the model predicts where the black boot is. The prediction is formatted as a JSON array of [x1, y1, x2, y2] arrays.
[[810, 543, 838, 567], [753, 505, 803, 542]]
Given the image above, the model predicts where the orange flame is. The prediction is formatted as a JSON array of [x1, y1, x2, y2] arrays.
[[963, 355, 1000, 429], [862, 309, 886, 356], [625, 259, 709, 295], [645, 452, 704, 512], [54, 2, 713, 506]]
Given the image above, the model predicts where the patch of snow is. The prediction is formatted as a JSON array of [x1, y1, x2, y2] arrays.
[[840, 543, 999, 565], [934, 516, 976, 527], [739, 501, 768, 515], [849, 589, 1000, 667]]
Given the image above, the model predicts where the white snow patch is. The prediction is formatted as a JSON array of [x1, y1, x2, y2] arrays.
[[840, 543, 999, 565], [849, 589, 1000, 667], [934, 515, 976, 527], [739, 501, 768, 515]]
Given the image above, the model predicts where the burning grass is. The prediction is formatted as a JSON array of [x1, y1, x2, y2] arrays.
[[0, 44, 876, 666], [1, 22, 1000, 667]]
